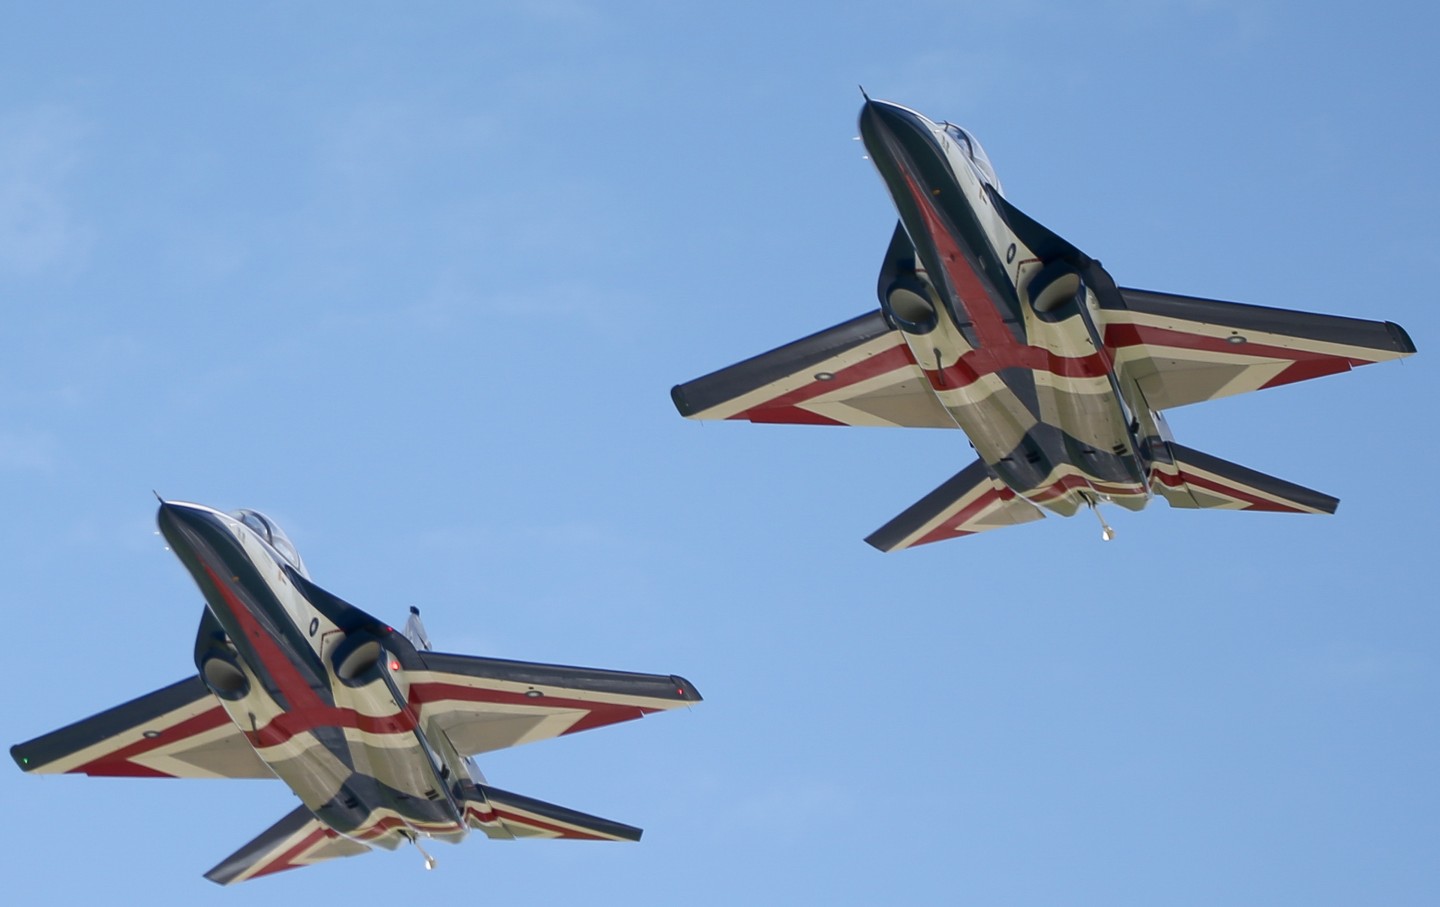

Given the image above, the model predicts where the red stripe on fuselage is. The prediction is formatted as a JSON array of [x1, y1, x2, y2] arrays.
[[350, 812, 464, 841], [1026, 472, 1146, 506], [927, 345, 1111, 391], [899, 167, 1013, 350], [203, 563, 326, 714], [896, 168, 1113, 390], [201, 562, 426, 747]]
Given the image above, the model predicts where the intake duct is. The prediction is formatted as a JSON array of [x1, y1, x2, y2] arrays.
[[200, 650, 250, 701], [330, 632, 384, 686], [882, 274, 940, 335], [1025, 260, 1085, 319], [876, 221, 940, 335]]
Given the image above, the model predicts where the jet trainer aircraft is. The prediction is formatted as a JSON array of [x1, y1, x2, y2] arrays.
[[672, 98, 1416, 550], [12, 501, 700, 884]]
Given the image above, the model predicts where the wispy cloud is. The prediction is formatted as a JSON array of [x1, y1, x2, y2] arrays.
[[412, 518, 634, 557], [1123, 0, 1273, 46], [0, 105, 93, 276], [512, 0, 609, 31], [312, 102, 499, 200], [0, 429, 59, 472], [1283, 642, 1432, 691], [728, 777, 853, 844]]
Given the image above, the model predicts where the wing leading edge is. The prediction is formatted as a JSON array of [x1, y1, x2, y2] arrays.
[[11, 675, 270, 779]]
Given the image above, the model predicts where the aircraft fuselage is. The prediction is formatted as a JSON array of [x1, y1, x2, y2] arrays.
[[158, 501, 471, 851], [861, 100, 1154, 517], [672, 98, 1413, 546]]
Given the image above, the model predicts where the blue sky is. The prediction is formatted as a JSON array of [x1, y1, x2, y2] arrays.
[[3, 1, 1436, 903]]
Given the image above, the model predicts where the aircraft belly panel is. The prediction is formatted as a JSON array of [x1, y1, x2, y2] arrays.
[[942, 393, 1036, 465], [262, 742, 354, 811], [1032, 380, 1131, 453], [209, 641, 463, 847]]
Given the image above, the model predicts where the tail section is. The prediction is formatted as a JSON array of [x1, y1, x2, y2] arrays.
[[204, 803, 370, 886], [1150, 442, 1338, 514], [461, 781, 642, 842], [866, 458, 1044, 551]]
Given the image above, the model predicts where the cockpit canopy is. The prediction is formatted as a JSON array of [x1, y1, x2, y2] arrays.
[[233, 509, 309, 578], [943, 124, 1002, 193]]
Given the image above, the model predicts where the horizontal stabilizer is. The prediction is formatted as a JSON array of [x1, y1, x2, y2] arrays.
[[205, 803, 370, 885], [462, 781, 642, 841], [866, 459, 1044, 551], [1150, 442, 1338, 514]]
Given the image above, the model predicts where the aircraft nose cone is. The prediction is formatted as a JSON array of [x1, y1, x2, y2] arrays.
[[859, 98, 930, 141], [157, 499, 208, 530], [858, 99, 943, 173], [155, 500, 230, 552]]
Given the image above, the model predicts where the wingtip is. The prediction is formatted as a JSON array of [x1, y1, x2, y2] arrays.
[[669, 383, 696, 417], [861, 530, 897, 553], [10, 742, 37, 773], [1385, 321, 1418, 355], [669, 674, 703, 702]]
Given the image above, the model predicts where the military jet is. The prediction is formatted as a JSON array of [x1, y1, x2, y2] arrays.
[[12, 501, 700, 884], [672, 98, 1416, 550]]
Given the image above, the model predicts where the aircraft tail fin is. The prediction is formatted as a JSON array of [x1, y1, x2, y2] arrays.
[[460, 781, 643, 842], [865, 458, 1044, 551], [1149, 442, 1338, 514], [204, 803, 370, 886]]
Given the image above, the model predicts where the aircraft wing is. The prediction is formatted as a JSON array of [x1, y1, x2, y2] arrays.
[[10, 675, 272, 779], [1105, 288, 1416, 410], [205, 803, 370, 885], [408, 653, 701, 758], [672, 311, 957, 427]]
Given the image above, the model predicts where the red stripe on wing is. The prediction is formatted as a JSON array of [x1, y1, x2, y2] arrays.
[[247, 826, 333, 880], [464, 805, 610, 840], [912, 484, 1014, 546], [408, 681, 658, 736], [72, 704, 235, 777], [731, 343, 918, 423], [1104, 322, 1374, 368], [1151, 466, 1308, 513]]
